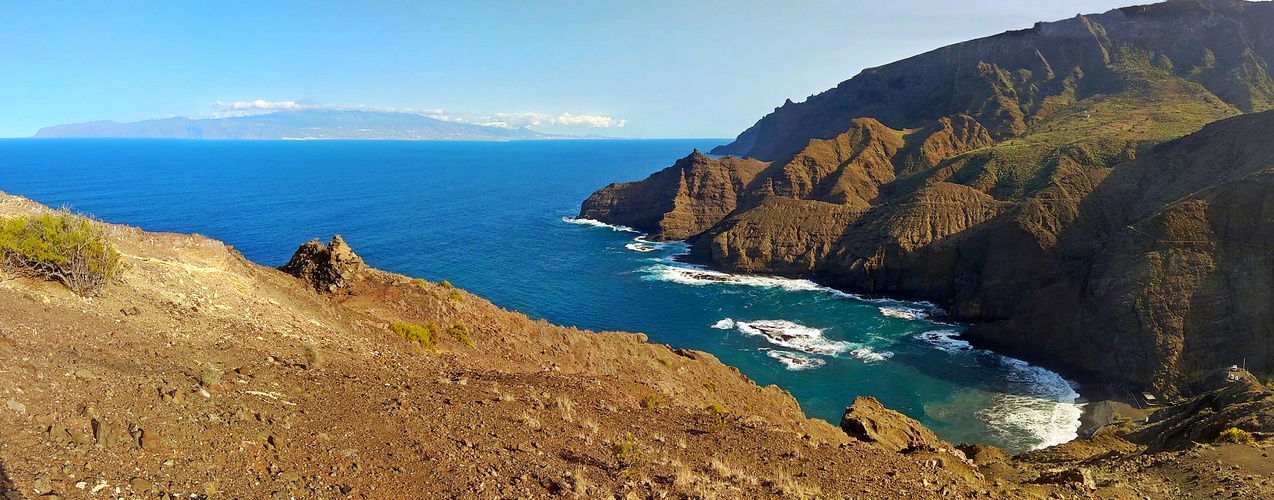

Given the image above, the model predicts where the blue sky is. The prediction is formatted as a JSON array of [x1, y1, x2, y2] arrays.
[[1, 0, 1143, 138]]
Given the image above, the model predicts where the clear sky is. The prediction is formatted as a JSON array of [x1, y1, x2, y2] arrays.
[[1, 0, 1147, 138]]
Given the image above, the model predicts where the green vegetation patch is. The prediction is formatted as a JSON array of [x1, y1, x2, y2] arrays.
[[610, 432, 643, 470], [1217, 427, 1255, 444], [640, 393, 668, 409], [390, 322, 438, 351], [447, 321, 473, 347], [0, 211, 125, 297]]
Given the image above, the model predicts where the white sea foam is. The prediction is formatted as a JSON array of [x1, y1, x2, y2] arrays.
[[849, 347, 894, 363], [625, 242, 658, 252], [766, 350, 827, 370], [879, 306, 930, 320], [916, 329, 973, 352], [732, 319, 851, 356], [562, 217, 640, 234], [711, 318, 736, 330], [976, 357, 1084, 451], [642, 264, 827, 292]]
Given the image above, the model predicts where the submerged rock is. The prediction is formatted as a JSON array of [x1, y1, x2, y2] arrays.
[[280, 235, 365, 293]]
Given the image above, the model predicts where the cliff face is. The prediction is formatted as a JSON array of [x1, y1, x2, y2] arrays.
[[581, 0, 1274, 396], [713, 0, 1274, 161], [579, 151, 768, 240]]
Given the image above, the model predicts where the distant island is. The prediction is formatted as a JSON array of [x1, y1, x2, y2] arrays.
[[32, 109, 608, 141]]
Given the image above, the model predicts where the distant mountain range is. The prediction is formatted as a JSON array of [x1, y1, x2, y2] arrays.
[[32, 110, 603, 140]]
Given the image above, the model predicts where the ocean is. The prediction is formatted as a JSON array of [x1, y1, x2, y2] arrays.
[[0, 138, 1081, 453]]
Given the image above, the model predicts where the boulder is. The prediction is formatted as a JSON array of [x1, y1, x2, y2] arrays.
[[279, 235, 365, 293], [840, 396, 946, 452]]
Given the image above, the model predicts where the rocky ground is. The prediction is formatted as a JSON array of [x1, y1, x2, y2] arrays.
[[1, 192, 1274, 499]]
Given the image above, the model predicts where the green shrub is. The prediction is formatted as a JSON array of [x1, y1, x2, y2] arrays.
[[390, 322, 437, 351], [1217, 427, 1255, 444], [640, 393, 668, 409], [610, 432, 643, 469], [705, 403, 724, 414], [411, 278, 427, 287], [447, 321, 473, 347], [703, 381, 717, 393], [441, 280, 453, 289], [0, 211, 125, 296], [708, 414, 727, 433], [448, 289, 463, 302]]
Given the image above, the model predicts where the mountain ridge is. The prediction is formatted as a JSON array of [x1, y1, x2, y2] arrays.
[[32, 109, 596, 141]]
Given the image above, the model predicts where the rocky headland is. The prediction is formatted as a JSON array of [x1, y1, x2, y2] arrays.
[[580, 0, 1274, 399]]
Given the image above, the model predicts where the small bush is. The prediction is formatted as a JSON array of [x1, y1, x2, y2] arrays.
[[448, 289, 463, 302], [411, 278, 427, 287], [390, 322, 437, 351], [1217, 427, 1255, 444], [708, 414, 727, 433], [703, 381, 717, 393], [610, 432, 643, 469], [705, 403, 724, 414], [0, 211, 126, 297], [447, 322, 473, 347], [441, 280, 453, 289], [640, 393, 668, 409], [302, 344, 323, 369]]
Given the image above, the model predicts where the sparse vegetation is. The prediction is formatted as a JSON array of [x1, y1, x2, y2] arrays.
[[1217, 427, 1255, 444], [703, 381, 717, 393], [0, 211, 126, 297], [411, 278, 427, 287], [390, 322, 438, 351], [199, 363, 223, 388], [705, 403, 724, 414], [610, 432, 643, 470], [555, 396, 575, 422], [640, 392, 668, 409], [448, 289, 463, 302], [302, 344, 323, 369], [708, 414, 727, 433], [518, 409, 542, 431], [447, 321, 473, 347], [441, 280, 453, 289]]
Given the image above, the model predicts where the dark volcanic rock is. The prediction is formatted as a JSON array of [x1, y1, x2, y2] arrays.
[[280, 235, 365, 293], [840, 396, 947, 452], [1128, 369, 1274, 452]]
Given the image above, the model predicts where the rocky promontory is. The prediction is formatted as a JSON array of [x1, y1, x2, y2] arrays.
[[580, 0, 1274, 398]]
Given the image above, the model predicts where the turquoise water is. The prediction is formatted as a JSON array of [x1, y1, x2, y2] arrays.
[[0, 139, 1080, 453]]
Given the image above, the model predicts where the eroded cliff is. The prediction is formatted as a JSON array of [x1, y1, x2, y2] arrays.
[[580, 0, 1274, 397]]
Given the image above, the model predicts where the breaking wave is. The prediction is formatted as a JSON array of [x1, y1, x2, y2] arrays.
[[562, 217, 640, 233], [975, 357, 1084, 451], [765, 350, 827, 371], [879, 306, 930, 321], [916, 329, 973, 352]]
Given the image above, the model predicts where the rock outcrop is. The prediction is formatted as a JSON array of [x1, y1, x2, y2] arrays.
[[581, 0, 1274, 397], [579, 151, 767, 240], [1128, 369, 1274, 452], [279, 235, 365, 292], [840, 396, 948, 452]]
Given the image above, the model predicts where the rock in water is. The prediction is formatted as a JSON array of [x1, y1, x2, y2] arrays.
[[840, 396, 946, 452], [279, 235, 365, 293]]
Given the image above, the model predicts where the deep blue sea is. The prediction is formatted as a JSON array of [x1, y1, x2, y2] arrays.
[[0, 139, 1081, 453]]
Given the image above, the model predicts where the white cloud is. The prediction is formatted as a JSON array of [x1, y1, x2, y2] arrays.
[[208, 100, 625, 128]]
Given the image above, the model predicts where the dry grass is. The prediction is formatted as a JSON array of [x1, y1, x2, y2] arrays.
[[554, 396, 575, 422], [518, 409, 541, 431]]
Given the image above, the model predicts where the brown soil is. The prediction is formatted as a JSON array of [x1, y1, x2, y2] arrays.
[[3, 192, 1274, 499]]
